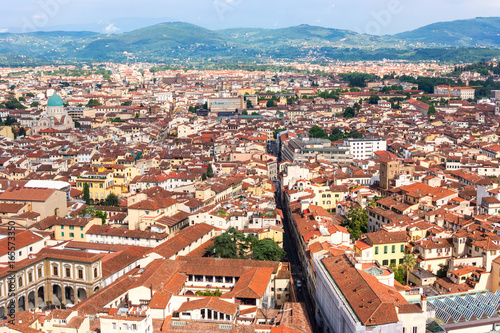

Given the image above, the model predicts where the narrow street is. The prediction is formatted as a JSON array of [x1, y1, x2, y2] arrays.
[[276, 182, 319, 332]]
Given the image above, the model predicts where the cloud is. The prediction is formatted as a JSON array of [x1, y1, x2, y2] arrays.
[[0, 28, 8, 33], [105, 23, 120, 34]]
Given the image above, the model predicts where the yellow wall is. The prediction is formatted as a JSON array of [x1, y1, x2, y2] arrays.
[[54, 218, 101, 242], [372, 241, 407, 266], [258, 229, 283, 246]]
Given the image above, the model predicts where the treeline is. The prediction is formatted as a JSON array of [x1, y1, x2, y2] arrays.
[[309, 126, 362, 141]]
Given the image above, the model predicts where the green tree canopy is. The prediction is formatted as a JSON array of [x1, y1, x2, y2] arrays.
[[402, 254, 417, 285], [252, 239, 286, 261], [83, 183, 90, 205], [207, 232, 238, 259], [266, 100, 277, 107], [206, 164, 214, 178], [105, 193, 119, 207], [86, 99, 102, 107], [427, 105, 437, 115], [343, 107, 355, 118], [368, 94, 380, 105], [343, 206, 368, 240]]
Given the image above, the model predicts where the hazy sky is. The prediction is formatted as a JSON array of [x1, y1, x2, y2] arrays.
[[2, 0, 500, 34]]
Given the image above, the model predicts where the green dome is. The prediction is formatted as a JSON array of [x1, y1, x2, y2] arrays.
[[47, 94, 64, 107]]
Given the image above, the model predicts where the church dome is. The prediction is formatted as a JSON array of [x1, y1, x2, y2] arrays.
[[47, 94, 64, 107]]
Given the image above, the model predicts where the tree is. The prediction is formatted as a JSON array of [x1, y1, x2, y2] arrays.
[[368, 94, 380, 105], [83, 183, 90, 205], [105, 193, 119, 207], [241, 110, 248, 115], [207, 232, 238, 259], [266, 100, 276, 107], [4, 98, 26, 110], [427, 105, 437, 115], [402, 254, 417, 285], [390, 263, 406, 285], [95, 210, 108, 225], [202, 173, 207, 180], [437, 264, 448, 278], [344, 206, 368, 240], [121, 100, 132, 106], [135, 112, 139, 118], [206, 164, 214, 178], [4, 116, 16, 126], [86, 99, 101, 107], [309, 125, 328, 139], [195, 288, 222, 297], [30, 101, 39, 108], [247, 99, 252, 108], [18, 127, 26, 137], [343, 107, 355, 118], [252, 239, 286, 261]]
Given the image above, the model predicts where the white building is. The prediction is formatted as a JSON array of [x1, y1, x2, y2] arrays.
[[344, 138, 387, 160], [314, 254, 426, 333]]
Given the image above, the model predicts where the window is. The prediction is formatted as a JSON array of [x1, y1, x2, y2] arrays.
[[18, 277, 23, 287], [375, 247, 379, 255], [81, 234, 84, 238], [384, 246, 387, 254], [78, 269, 84, 279], [392, 245, 395, 253], [112, 323, 117, 329], [53, 266, 59, 276], [38, 267, 43, 278], [94, 267, 98, 278], [65, 267, 71, 278], [383, 260, 388, 266], [61, 225, 64, 229], [412, 327, 418, 333], [61, 232, 64, 237], [401, 244, 404, 252], [69, 233, 74, 237]]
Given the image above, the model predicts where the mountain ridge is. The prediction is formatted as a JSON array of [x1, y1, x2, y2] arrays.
[[0, 18, 499, 64]]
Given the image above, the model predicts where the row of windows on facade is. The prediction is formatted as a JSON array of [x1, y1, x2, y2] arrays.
[[61, 232, 84, 238], [112, 323, 139, 330], [321, 194, 340, 198], [374, 244, 405, 255], [3, 265, 99, 292], [77, 182, 114, 188]]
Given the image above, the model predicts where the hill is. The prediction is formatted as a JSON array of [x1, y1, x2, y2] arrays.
[[0, 19, 500, 64], [395, 17, 500, 47]]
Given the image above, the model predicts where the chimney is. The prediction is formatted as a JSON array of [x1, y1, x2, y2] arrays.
[[420, 295, 427, 312]]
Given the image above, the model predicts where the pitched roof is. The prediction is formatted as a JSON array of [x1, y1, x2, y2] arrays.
[[321, 255, 417, 326], [0, 187, 56, 202]]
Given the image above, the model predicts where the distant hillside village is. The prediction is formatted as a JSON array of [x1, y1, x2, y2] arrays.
[[0, 60, 499, 332]]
